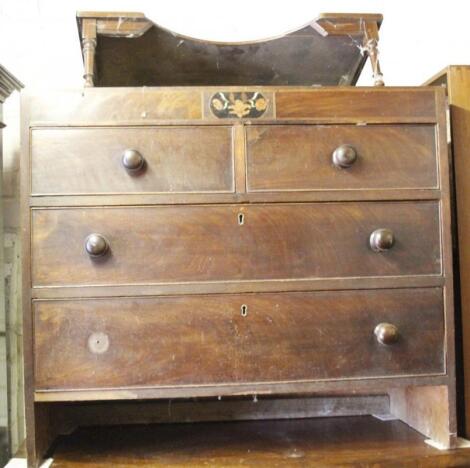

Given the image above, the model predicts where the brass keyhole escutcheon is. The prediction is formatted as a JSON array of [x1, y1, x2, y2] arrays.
[[238, 213, 245, 226], [241, 304, 248, 317]]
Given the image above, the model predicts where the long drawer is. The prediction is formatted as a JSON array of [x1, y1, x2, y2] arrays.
[[246, 125, 437, 191], [30, 127, 234, 195], [33, 288, 445, 391], [31, 202, 441, 287]]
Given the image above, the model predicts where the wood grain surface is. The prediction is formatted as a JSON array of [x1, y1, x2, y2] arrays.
[[23, 87, 438, 125], [31, 126, 234, 195], [49, 416, 470, 467], [276, 89, 437, 121], [434, 67, 470, 437], [31, 202, 441, 287], [34, 288, 444, 390], [246, 125, 437, 191]]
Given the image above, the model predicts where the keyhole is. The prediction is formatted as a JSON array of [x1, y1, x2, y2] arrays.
[[241, 304, 248, 317], [238, 213, 244, 225]]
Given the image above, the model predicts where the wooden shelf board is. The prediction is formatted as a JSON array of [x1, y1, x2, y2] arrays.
[[47, 416, 470, 467]]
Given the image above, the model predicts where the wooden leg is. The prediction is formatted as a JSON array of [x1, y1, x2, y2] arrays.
[[363, 21, 385, 86], [27, 403, 65, 468], [389, 385, 457, 449]]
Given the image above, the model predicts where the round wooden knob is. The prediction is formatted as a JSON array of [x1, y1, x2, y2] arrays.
[[369, 228, 395, 252], [332, 144, 357, 168], [374, 323, 399, 345], [85, 233, 109, 257], [122, 149, 145, 172]]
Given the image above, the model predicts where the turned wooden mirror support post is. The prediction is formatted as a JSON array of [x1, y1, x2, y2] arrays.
[[363, 21, 384, 86], [79, 12, 151, 87], [81, 19, 97, 87], [312, 13, 384, 86]]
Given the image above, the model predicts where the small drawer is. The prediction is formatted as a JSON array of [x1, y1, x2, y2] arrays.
[[246, 125, 437, 191], [31, 126, 234, 195], [33, 288, 444, 391], [31, 202, 441, 288]]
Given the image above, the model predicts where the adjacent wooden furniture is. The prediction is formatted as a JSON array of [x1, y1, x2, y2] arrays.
[[22, 12, 457, 467], [424, 65, 470, 437], [0, 66, 22, 107], [0, 64, 23, 465]]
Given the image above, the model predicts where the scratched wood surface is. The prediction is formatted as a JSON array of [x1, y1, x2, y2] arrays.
[[246, 124, 438, 191], [50, 416, 470, 467], [31, 202, 441, 287], [23, 87, 439, 125], [33, 288, 444, 391], [31, 126, 234, 195], [275, 88, 437, 121], [92, 23, 368, 87]]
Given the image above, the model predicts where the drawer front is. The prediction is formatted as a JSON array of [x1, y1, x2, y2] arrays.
[[32, 202, 441, 287], [34, 288, 445, 390], [31, 127, 234, 195], [246, 125, 437, 191]]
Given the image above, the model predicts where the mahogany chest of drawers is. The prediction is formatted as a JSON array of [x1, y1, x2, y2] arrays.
[[21, 12, 458, 466]]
